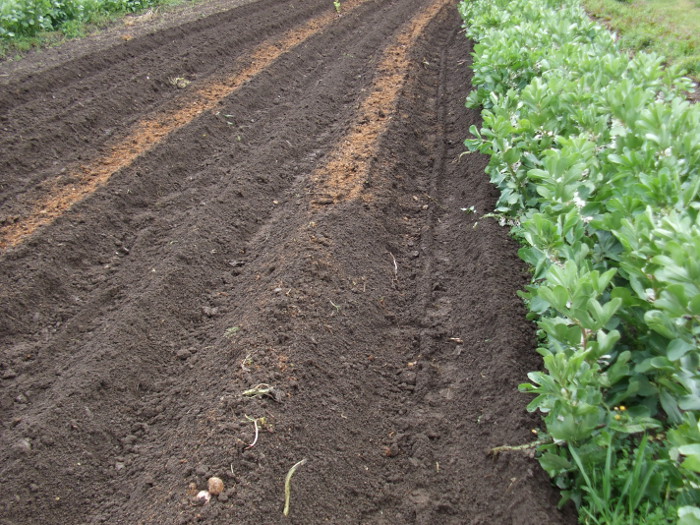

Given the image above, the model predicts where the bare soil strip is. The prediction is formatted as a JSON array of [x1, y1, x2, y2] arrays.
[[0, 0, 576, 523], [311, 0, 448, 204], [0, 0, 367, 250], [0, 0, 326, 234]]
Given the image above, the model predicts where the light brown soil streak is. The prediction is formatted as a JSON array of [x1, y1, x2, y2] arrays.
[[0, 1, 362, 251], [311, 0, 450, 204]]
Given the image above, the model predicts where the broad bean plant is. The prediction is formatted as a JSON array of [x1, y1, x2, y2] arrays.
[[459, 0, 700, 521]]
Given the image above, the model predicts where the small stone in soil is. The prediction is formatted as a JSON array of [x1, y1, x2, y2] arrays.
[[195, 490, 211, 505], [207, 477, 224, 496], [176, 349, 192, 360], [14, 438, 31, 454]]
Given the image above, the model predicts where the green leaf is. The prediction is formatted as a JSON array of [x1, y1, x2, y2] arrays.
[[595, 329, 620, 356], [668, 338, 695, 361], [678, 445, 700, 473], [678, 506, 700, 525], [660, 390, 684, 424], [690, 295, 700, 316], [644, 310, 677, 339], [538, 285, 570, 314], [547, 404, 604, 443], [679, 395, 700, 411], [538, 452, 572, 474]]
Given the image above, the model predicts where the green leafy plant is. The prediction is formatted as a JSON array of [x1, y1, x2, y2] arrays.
[[459, 0, 700, 521], [1, 0, 167, 40]]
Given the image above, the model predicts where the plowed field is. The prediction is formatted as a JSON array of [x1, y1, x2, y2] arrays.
[[0, 0, 577, 523]]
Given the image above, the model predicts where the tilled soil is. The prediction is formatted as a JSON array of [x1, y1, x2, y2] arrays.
[[0, 0, 577, 523]]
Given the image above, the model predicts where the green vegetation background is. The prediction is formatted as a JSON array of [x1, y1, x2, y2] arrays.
[[0, 0, 192, 57], [583, 0, 700, 79]]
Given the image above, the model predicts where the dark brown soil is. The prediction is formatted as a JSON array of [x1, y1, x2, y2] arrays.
[[0, 0, 577, 523]]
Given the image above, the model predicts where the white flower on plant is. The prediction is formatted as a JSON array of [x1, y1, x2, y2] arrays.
[[573, 192, 586, 209], [582, 215, 593, 224]]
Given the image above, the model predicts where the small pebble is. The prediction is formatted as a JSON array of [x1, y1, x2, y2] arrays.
[[207, 477, 224, 496], [176, 349, 192, 361], [195, 490, 211, 505], [14, 438, 31, 454], [15, 393, 28, 404]]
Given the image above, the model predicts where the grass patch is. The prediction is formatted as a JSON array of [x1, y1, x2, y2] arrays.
[[583, 0, 700, 78]]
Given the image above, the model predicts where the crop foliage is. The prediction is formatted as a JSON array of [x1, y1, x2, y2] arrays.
[[459, 0, 700, 521], [1, 0, 166, 40]]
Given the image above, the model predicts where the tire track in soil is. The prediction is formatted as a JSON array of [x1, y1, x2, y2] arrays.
[[0, 0, 366, 251], [0, 0, 576, 523]]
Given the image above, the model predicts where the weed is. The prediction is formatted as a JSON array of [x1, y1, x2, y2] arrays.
[[224, 326, 240, 338], [329, 299, 342, 315], [168, 76, 190, 89]]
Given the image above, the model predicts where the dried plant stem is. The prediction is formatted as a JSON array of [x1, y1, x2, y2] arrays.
[[490, 439, 544, 455], [242, 383, 274, 397], [388, 251, 398, 278], [283, 458, 307, 517], [245, 416, 259, 450]]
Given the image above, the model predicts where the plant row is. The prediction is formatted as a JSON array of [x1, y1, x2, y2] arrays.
[[458, 0, 700, 522], [1, 0, 163, 39]]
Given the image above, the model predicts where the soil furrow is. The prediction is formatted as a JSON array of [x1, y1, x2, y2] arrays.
[[0, 0, 372, 250], [310, 0, 449, 205], [0, 0, 327, 222], [381, 20, 575, 523]]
